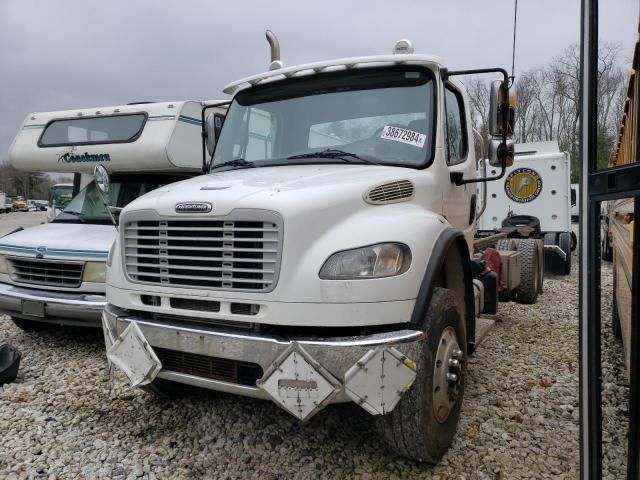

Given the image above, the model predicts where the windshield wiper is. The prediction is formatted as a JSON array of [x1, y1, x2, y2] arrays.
[[62, 210, 85, 223], [287, 149, 380, 165], [210, 158, 256, 171]]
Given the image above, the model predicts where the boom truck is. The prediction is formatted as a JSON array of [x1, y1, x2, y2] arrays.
[[101, 35, 544, 463], [1, 100, 227, 331]]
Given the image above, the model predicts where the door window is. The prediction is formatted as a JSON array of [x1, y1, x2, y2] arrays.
[[444, 87, 468, 165]]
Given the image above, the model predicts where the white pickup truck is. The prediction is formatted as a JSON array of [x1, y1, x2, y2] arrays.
[[1, 101, 226, 331], [102, 37, 540, 462]]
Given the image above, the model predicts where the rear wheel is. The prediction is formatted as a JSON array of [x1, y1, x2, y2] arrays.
[[377, 288, 465, 463], [495, 239, 517, 251], [516, 239, 539, 304], [11, 317, 49, 332], [558, 232, 572, 275], [536, 239, 545, 294]]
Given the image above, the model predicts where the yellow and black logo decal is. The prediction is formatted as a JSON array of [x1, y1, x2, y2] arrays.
[[504, 168, 543, 203]]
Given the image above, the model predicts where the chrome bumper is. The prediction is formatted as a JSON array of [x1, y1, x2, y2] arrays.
[[103, 304, 424, 410], [0, 282, 106, 327]]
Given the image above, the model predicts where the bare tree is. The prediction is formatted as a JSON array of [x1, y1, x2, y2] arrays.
[[466, 42, 628, 180]]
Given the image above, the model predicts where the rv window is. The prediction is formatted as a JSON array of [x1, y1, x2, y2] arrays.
[[54, 174, 186, 225], [39, 113, 147, 147]]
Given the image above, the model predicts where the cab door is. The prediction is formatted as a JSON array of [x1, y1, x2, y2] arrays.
[[442, 83, 476, 241]]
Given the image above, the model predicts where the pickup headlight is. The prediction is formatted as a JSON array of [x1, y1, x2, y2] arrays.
[[0, 255, 7, 274], [319, 243, 411, 279], [83, 261, 106, 283]]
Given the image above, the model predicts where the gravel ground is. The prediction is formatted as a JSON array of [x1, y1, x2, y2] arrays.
[[0, 219, 630, 479]]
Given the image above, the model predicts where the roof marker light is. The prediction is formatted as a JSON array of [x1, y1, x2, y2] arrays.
[[393, 39, 414, 54]]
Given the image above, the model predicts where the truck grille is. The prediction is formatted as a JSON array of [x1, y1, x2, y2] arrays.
[[155, 347, 263, 386], [123, 213, 282, 292], [8, 257, 84, 288]]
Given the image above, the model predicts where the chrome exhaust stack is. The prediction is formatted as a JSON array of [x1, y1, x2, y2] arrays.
[[266, 30, 283, 70]]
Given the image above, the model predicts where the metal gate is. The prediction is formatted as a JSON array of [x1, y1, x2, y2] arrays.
[[580, 1, 640, 478]]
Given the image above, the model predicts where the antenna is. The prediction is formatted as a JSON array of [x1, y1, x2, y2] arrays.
[[511, 0, 518, 80]]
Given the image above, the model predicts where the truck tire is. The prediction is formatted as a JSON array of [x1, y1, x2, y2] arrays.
[[141, 378, 196, 399], [495, 239, 517, 251], [11, 317, 49, 332], [377, 288, 465, 463], [516, 239, 539, 304], [558, 232, 572, 275], [501, 215, 541, 234], [536, 239, 545, 294], [543, 232, 563, 275]]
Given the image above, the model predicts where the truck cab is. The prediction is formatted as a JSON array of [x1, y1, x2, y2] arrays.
[[1, 100, 227, 331], [102, 39, 519, 463]]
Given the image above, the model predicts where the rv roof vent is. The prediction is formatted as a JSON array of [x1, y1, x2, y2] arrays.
[[364, 179, 414, 205]]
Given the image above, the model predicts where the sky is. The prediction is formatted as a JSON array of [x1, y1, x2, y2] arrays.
[[0, 0, 637, 160]]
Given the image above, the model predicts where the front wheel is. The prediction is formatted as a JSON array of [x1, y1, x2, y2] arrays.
[[377, 287, 465, 463]]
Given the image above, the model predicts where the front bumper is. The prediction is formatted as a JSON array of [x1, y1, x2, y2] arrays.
[[103, 304, 425, 420], [0, 282, 106, 327]]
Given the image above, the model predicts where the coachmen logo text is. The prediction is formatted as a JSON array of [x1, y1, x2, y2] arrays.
[[504, 168, 543, 203], [175, 202, 213, 213], [58, 149, 111, 164]]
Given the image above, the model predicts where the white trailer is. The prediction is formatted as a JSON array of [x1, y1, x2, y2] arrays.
[[100, 36, 542, 463], [0, 101, 227, 331], [477, 141, 575, 274]]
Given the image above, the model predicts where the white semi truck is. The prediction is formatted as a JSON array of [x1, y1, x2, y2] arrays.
[[101, 37, 543, 463], [1, 101, 227, 331], [477, 141, 576, 275]]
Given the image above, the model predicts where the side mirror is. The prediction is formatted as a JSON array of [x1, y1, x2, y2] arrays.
[[488, 80, 516, 138], [488, 139, 514, 167], [94, 164, 110, 194], [205, 113, 225, 156]]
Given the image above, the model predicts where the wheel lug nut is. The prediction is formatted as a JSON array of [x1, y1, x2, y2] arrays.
[[446, 373, 458, 383], [448, 359, 460, 369], [452, 349, 463, 359]]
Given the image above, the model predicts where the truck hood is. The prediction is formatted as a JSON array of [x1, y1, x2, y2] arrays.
[[0, 222, 115, 260], [123, 164, 437, 217]]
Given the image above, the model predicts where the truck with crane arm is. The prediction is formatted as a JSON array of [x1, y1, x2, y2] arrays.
[[100, 35, 543, 462]]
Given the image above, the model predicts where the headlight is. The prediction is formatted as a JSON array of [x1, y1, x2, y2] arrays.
[[0, 255, 7, 274], [319, 243, 411, 279], [83, 262, 106, 283]]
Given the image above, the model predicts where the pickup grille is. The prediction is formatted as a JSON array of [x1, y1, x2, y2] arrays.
[[8, 257, 84, 288], [123, 213, 282, 292]]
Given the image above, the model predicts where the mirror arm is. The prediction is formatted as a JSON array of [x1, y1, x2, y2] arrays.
[[444, 67, 511, 186], [94, 183, 118, 231]]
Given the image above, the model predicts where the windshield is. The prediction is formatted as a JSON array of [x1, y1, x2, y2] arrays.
[[54, 174, 187, 224], [212, 67, 435, 170], [50, 185, 73, 208]]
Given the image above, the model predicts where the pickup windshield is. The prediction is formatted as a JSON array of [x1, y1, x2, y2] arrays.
[[212, 67, 435, 170], [54, 174, 187, 225]]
